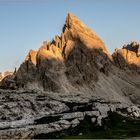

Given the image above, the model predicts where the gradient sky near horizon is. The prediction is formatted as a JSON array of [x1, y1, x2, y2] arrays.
[[0, 0, 140, 72]]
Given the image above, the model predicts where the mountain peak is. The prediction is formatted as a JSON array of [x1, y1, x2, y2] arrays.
[[64, 13, 109, 53], [65, 12, 90, 30], [66, 12, 78, 28]]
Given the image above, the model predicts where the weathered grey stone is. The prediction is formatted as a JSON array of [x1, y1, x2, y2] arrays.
[[71, 118, 80, 128], [127, 106, 140, 117], [93, 103, 110, 118], [0, 120, 71, 139], [97, 116, 102, 126], [85, 111, 100, 117], [91, 117, 96, 123]]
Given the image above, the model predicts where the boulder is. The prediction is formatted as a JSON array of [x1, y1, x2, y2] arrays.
[[61, 112, 85, 120], [71, 118, 80, 128]]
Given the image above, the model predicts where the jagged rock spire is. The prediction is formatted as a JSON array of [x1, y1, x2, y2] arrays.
[[25, 49, 37, 65]]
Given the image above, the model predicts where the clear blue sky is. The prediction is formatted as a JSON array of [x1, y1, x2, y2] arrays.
[[0, 0, 140, 72]]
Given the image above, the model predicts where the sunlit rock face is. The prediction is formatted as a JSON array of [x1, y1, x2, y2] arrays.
[[25, 49, 37, 65], [64, 13, 109, 53], [0, 71, 13, 81], [112, 41, 140, 73]]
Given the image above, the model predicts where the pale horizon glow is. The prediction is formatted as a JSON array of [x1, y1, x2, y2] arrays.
[[0, 0, 140, 72]]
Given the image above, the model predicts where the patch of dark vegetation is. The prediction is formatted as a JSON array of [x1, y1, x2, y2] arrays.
[[34, 115, 61, 125], [34, 112, 140, 139]]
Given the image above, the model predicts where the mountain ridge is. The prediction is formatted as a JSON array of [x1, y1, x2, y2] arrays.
[[1, 13, 140, 95]]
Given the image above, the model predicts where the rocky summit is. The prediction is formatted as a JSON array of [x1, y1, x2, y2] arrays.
[[0, 13, 140, 139]]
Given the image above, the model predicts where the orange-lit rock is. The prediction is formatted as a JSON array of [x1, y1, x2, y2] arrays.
[[113, 41, 140, 73], [25, 49, 37, 65], [0, 71, 13, 81], [64, 13, 109, 53]]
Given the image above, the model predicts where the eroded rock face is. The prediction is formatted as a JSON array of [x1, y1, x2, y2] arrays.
[[112, 41, 140, 73]]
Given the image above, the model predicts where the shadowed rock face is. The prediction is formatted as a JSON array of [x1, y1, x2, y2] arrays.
[[112, 41, 140, 73]]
